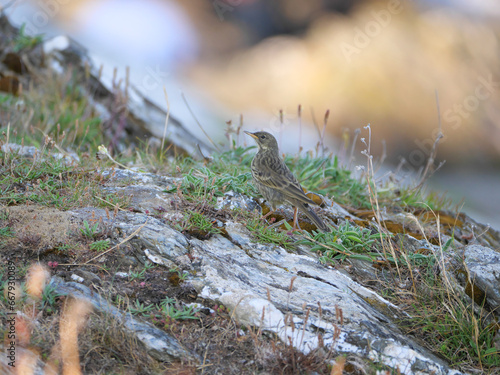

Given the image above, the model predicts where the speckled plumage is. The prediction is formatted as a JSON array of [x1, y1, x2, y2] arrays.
[[245, 131, 329, 232]]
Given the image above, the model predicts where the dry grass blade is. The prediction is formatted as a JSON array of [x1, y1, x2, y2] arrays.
[[181, 93, 220, 152], [59, 298, 93, 375], [83, 219, 148, 264]]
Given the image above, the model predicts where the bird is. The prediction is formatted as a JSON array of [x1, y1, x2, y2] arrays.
[[244, 131, 329, 232]]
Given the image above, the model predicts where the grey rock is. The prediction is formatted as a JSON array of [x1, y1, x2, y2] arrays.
[[462, 244, 500, 310], [49, 276, 199, 363], [4, 153, 493, 373], [1, 143, 80, 163], [84, 169, 469, 374], [216, 191, 261, 212], [42, 34, 212, 157], [1, 143, 39, 158]]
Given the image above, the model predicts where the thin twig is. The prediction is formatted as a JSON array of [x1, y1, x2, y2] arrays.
[[84, 219, 148, 264], [181, 93, 220, 152], [196, 144, 212, 163], [348, 128, 361, 170], [320, 109, 329, 155], [95, 196, 128, 211], [416, 134, 444, 190], [279, 109, 284, 150], [416, 90, 444, 189], [161, 87, 170, 157], [298, 105, 302, 154]]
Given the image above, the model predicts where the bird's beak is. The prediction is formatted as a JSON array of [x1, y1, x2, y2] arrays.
[[244, 131, 258, 140]]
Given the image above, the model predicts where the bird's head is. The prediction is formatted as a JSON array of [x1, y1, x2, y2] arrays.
[[244, 131, 279, 151]]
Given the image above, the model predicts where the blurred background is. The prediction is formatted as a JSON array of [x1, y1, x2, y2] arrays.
[[2, 0, 500, 228]]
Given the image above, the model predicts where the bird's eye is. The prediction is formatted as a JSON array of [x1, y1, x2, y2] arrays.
[[260, 135, 265, 139]]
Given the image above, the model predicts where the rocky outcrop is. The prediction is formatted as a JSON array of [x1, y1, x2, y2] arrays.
[[47, 167, 497, 374]]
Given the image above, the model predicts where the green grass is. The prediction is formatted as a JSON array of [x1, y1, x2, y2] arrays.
[[165, 146, 372, 208], [385, 186, 454, 211], [245, 217, 295, 250], [0, 86, 104, 152], [397, 272, 500, 369], [299, 221, 388, 263], [0, 148, 129, 211], [2, 23, 106, 151], [285, 153, 370, 207], [166, 166, 254, 202]]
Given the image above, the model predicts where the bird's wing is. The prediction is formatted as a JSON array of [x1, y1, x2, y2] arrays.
[[253, 161, 316, 205]]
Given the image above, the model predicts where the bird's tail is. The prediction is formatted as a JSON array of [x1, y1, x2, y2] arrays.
[[298, 202, 329, 232]]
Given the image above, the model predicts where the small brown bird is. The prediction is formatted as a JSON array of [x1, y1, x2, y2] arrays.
[[244, 131, 329, 232]]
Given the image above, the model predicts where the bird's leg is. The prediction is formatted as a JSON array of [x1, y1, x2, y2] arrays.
[[291, 207, 302, 232]]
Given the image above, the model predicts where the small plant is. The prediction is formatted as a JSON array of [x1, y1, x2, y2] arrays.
[[40, 283, 62, 313], [0, 227, 14, 237], [169, 266, 188, 282], [128, 261, 156, 281], [13, 24, 44, 52], [128, 268, 146, 281], [0, 210, 9, 221], [89, 239, 110, 252], [56, 243, 72, 253], [188, 211, 221, 234], [80, 220, 100, 239], [129, 300, 155, 316], [173, 211, 222, 239], [158, 298, 198, 321]]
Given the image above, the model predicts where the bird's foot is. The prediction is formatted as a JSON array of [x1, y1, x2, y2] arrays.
[[261, 209, 276, 221], [288, 224, 303, 233]]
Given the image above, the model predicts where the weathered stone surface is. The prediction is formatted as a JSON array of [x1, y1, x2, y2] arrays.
[[50, 276, 200, 363], [462, 244, 500, 310], [70, 207, 190, 269], [83, 171, 468, 374], [6, 162, 500, 373], [41, 34, 212, 157]]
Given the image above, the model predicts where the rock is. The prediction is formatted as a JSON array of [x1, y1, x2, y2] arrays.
[[40, 34, 212, 156], [49, 276, 200, 363], [67, 168, 474, 374], [72, 269, 102, 286], [461, 244, 500, 310], [3, 157, 498, 373], [216, 191, 261, 212]]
